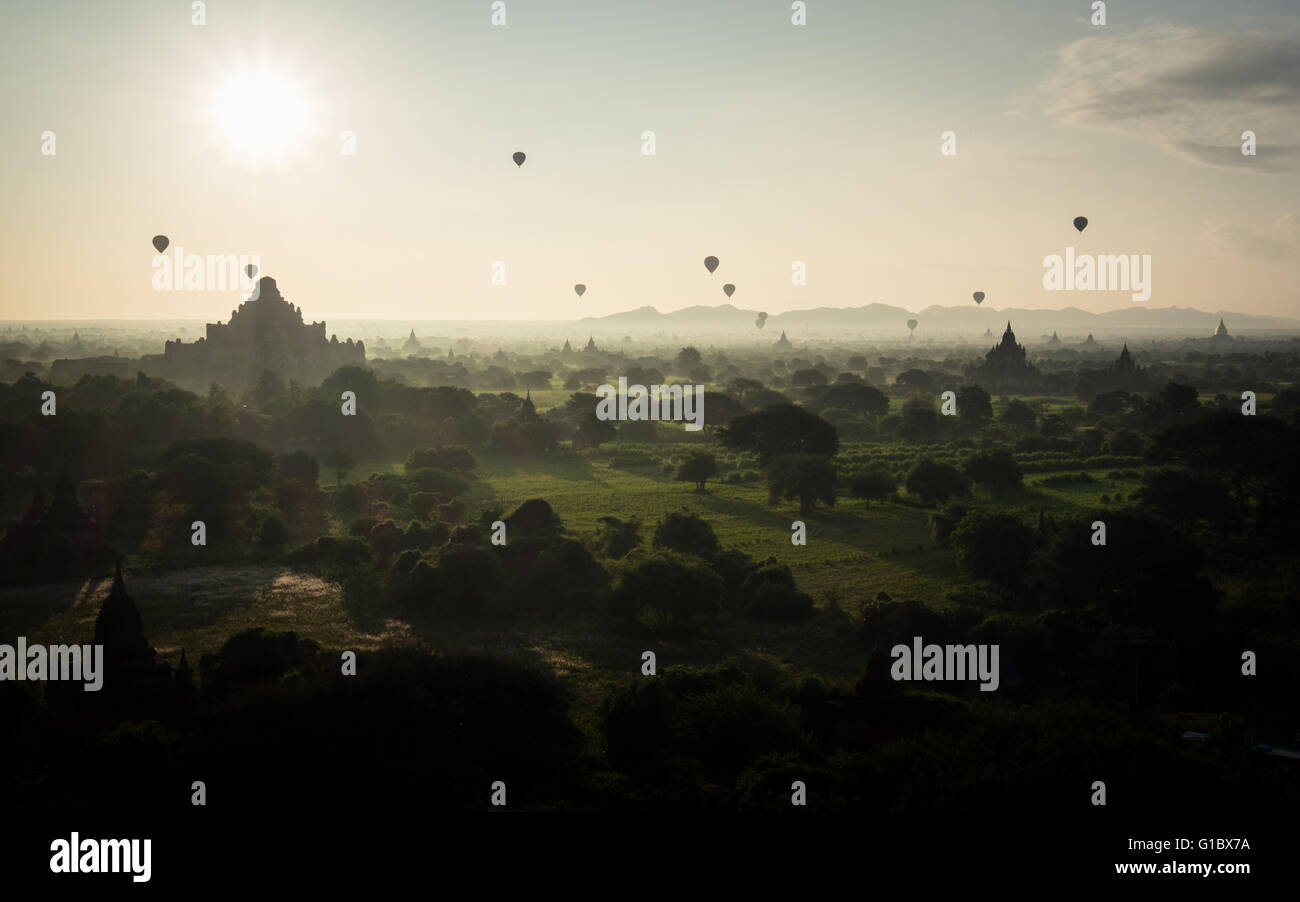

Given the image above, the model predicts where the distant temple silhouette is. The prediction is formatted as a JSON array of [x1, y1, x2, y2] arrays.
[[161, 276, 364, 390], [774, 330, 792, 350], [973, 322, 1038, 390], [1075, 338, 1153, 397], [1107, 342, 1145, 378], [95, 561, 169, 697], [1210, 317, 1233, 344], [48, 561, 191, 716], [403, 329, 423, 354], [0, 465, 108, 582]]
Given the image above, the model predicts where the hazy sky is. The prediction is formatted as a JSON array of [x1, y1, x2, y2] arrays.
[[2, 0, 1298, 322]]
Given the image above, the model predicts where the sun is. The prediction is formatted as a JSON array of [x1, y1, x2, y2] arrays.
[[208, 64, 317, 168]]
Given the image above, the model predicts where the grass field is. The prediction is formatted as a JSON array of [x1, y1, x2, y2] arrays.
[[347, 441, 1146, 608], [0, 441, 1147, 752]]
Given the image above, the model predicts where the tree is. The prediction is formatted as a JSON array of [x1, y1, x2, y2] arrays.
[[738, 564, 814, 621], [815, 382, 890, 419], [950, 510, 1037, 595], [716, 404, 839, 467], [962, 448, 1022, 490], [1088, 391, 1133, 419], [1039, 414, 1070, 437], [956, 385, 993, 424], [1031, 512, 1218, 626], [767, 453, 837, 515], [676, 346, 702, 369], [1153, 382, 1200, 419], [369, 520, 404, 562], [1137, 467, 1235, 534], [517, 370, 553, 390], [609, 553, 722, 630], [595, 516, 642, 560], [726, 377, 765, 405], [999, 399, 1038, 431], [407, 467, 468, 500], [405, 446, 477, 473], [652, 511, 720, 559], [898, 397, 939, 440], [253, 369, 285, 405], [895, 369, 934, 393], [790, 368, 828, 388], [929, 501, 973, 547], [323, 449, 356, 487], [1108, 428, 1144, 456], [577, 411, 617, 449], [905, 458, 971, 504], [1147, 411, 1300, 531], [618, 420, 658, 442], [849, 467, 897, 506], [258, 514, 290, 548], [1269, 388, 1300, 420], [277, 450, 320, 486], [436, 545, 504, 614], [676, 451, 719, 492], [748, 388, 792, 409], [156, 438, 274, 521], [504, 498, 565, 539], [699, 392, 747, 433]]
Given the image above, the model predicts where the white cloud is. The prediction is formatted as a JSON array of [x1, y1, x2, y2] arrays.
[[1040, 25, 1300, 172]]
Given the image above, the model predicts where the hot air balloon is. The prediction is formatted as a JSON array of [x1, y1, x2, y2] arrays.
[[703, 256, 719, 274], [723, 284, 735, 298], [1073, 216, 1088, 233], [574, 284, 586, 297], [906, 318, 918, 337], [755, 312, 768, 329], [512, 151, 526, 167], [973, 291, 985, 305], [245, 264, 258, 279], [152, 235, 169, 253]]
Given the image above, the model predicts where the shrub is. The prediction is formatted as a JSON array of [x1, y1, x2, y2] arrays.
[[652, 511, 720, 559], [849, 467, 897, 506], [962, 449, 1023, 489], [739, 564, 814, 621], [905, 458, 971, 504], [258, 514, 289, 548]]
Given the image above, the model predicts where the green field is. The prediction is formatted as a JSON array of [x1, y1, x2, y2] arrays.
[[0, 441, 1148, 749], [347, 441, 1146, 609]]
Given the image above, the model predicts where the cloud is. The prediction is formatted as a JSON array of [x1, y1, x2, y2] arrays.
[[1040, 25, 1300, 172], [1206, 212, 1300, 261]]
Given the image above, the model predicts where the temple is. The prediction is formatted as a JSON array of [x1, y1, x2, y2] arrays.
[[972, 322, 1038, 390], [160, 276, 364, 390], [1108, 342, 1144, 378], [0, 466, 108, 583]]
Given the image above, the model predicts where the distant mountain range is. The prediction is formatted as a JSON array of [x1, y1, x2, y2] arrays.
[[577, 303, 1300, 337]]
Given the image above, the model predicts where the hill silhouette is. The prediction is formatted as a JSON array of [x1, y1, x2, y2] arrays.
[[577, 302, 1300, 337]]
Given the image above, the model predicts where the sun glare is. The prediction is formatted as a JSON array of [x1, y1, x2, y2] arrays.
[[209, 64, 316, 168]]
